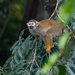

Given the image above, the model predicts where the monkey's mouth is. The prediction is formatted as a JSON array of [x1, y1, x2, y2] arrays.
[[29, 26, 33, 29]]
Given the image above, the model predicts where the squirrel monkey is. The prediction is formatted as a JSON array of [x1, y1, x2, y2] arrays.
[[27, 19, 62, 53]]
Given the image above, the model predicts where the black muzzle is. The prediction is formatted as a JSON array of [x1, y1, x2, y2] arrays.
[[30, 26, 33, 29]]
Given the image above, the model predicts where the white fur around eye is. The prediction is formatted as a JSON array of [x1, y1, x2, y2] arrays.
[[31, 22, 35, 26]]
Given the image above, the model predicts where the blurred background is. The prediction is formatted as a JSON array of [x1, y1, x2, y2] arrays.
[[0, 0, 58, 66]]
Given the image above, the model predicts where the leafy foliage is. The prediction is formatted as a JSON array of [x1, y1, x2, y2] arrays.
[[3, 30, 45, 75], [0, 67, 5, 75]]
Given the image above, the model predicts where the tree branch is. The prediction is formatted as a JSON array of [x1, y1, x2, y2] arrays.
[[49, 0, 59, 19], [29, 42, 37, 75]]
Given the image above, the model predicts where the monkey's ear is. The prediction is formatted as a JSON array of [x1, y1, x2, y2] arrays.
[[26, 23, 28, 25], [36, 21, 40, 26], [27, 23, 29, 26]]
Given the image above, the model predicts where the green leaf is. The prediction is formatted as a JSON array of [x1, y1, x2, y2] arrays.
[[58, 33, 69, 50], [13, 63, 25, 73], [22, 35, 31, 51], [41, 52, 60, 74], [19, 29, 25, 40], [47, 66, 59, 75], [18, 48, 24, 59], [29, 40, 36, 49], [10, 59, 16, 70], [35, 68, 41, 75], [66, 64, 75, 75], [12, 41, 22, 54], [10, 40, 20, 51], [15, 70, 24, 74], [3, 57, 13, 68], [57, 60, 66, 66], [6, 70, 13, 75], [49, 69, 53, 75], [12, 60, 25, 68], [53, 66, 59, 75], [14, 53, 20, 63], [23, 70, 29, 75], [58, 0, 75, 24], [70, 64, 75, 73]]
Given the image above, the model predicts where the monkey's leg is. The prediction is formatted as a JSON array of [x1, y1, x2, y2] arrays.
[[43, 36, 54, 53], [49, 37, 54, 48], [46, 37, 54, 53]]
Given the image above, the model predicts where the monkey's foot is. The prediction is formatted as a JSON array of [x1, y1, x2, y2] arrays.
[[46, 46, 51, 53], [44, 45, 54, 53], [44, 45, 54, 49], [50, 45, 54, 48]]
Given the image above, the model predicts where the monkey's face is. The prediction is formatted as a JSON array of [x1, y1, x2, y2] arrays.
[[27, 20, 39, 30], [27, 22, 36, 30]]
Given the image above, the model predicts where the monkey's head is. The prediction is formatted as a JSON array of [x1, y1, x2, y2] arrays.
[[27, 19, 39, 30]]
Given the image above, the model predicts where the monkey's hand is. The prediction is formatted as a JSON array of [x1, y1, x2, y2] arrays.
[[35, 36, 39, 42]]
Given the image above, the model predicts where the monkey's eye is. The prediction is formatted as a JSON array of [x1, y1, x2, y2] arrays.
[[31, 22, 35, 26], [32, 23, 33, 25], [28, 23, 31, 26]]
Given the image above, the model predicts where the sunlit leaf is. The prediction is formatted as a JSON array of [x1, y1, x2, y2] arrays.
[[58, 0, 75, 24], [58, 33, 69, 50], [41, 52, 60, 74]]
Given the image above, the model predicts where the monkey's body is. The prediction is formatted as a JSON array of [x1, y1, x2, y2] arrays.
[[27, 19, 62, 53]]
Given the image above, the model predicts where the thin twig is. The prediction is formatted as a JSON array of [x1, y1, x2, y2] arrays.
[[34, 59, 40, 68], [41, 53, 47, 59], [57, 14, 75, 38], [57, 14, 72, 32], [29, 42, 37, 75], [54, 0, 75, 38], [49, 0, 59, 19], [25, 64, 30, 70]]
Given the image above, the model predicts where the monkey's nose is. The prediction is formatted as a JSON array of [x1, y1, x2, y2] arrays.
[[30, 26, 33, 29]]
